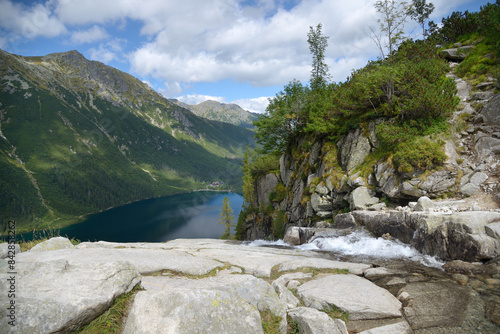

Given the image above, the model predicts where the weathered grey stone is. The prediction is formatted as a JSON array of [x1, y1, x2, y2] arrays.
[[374, 161, 401, 198], [124, 289, 264, 334], [273, 272, 311, 286], [440, 45, 474, 61], [413, 196, 435, 212], [480, 93, 500, 126], [359, 321, 412, 334], [400, 181, 425, 198], [280, 154, 293, 187], [256, 173, 280, 208], [309, 141, 322, 166], [19, 247, 224, 275], [461, 182, 481, 196], [470, 171, 488, 186], [363, 267, 405, 280], [311, 193, 333, 212], [338, 128, 372, 172], [400, 281, 470, 330], [443, 260, 487, 275], [350, 210, 500, 261], [0, 259, 140, 333], [284, 227, 314, 245], [350, 186, 380, 210], [475, 135, 500, 159], [278, 258, 372, 276], [297, 274, 402, 320], [348, 173, 366, 187], [486, 222, 500, 239], [0, 243, 20, 259], [126, 274, 287, 334], [316, 211, 334, 218], [333, 213, 357, 229], [315, 182, 329, 196], [29, 236, 74, 252], [272, 281, 300, 309], [418, 171, 456, 197], [470, 91, 495, 101], [368, 203, 387, 211], [288, 307, 348, 334]]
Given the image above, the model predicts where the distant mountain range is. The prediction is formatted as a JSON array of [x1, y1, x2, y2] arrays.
[[170, 99, 260, 129], [0, 49, 255, 232]]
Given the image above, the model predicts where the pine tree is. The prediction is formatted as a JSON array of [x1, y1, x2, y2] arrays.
[[408, 0, 435, 40], [219, 196, 235, 239], [307, 23, 330, 91]]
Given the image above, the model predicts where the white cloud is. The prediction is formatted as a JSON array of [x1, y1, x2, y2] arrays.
[[232, 96, 270, 114], [0, 0, 482, 100], [70, 25, 108, 44], [88, 38, 126, 64], [0, 0, 66, 39]]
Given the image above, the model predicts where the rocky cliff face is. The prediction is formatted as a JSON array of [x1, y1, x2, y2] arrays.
[[244, 69, 500, 262]]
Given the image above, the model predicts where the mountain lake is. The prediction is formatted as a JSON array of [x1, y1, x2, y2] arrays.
[[23, 191, 244, 243]]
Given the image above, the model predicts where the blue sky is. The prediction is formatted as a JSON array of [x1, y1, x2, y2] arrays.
[[0, 0, 489, 113]]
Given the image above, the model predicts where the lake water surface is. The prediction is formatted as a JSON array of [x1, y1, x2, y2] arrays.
[[56, 191, 243, 242]]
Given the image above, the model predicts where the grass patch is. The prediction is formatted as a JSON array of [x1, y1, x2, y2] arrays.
[[143, 263, 242, 279], [15, 228, 80, 251], [287, 315, 300, 334], [267, 265, 349, 282], [323, 305, 349, 323], [260, 309, 282, 334], [74, 284, 142, 333]]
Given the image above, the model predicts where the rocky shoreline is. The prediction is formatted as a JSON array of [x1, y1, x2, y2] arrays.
[[1, 236, 499, 333]]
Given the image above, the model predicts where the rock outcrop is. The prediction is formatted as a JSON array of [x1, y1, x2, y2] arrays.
[[2, 236, 499, 333]]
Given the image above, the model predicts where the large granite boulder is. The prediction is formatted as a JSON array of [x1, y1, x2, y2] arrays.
[[125, 274, 287, 334], [287, 307, 348, 334], [480, 93, 500, 126], [29, 236, 74, 252], [297, 274, 402, 321], [0, 259, 140, 333], [351, 210, 500, 261], [440, 45, 474, 61], [398, 281, 471, 329]]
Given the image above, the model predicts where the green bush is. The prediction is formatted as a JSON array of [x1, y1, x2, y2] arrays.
[[249, 154, 280, 178], [392, 138, 447, 173], [273, 210, 286, 240]]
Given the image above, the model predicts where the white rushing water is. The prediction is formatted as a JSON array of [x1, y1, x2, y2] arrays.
[[247, 229, 444, 268]]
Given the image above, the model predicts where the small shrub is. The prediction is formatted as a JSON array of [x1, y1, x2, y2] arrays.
[[260, 310, 282, 334], [392, 138, 447, 173], [273, 211, 286, 240], [250, 154, 280, 178]]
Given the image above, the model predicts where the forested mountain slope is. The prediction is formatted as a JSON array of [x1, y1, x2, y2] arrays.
[[0, 49, 254, 232]]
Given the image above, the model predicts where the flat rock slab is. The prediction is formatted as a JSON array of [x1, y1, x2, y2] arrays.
[[0, 259, 140, 333], [288, 307, 348, 334], [18, 247, 224, 275], [399, 281, 471, 330], [297, 274, 402, 320], [126, 274, 286, 334], [359, 321, 412, 334], [124, 289, 264, 334]]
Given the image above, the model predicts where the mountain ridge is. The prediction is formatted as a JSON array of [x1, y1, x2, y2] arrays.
[[170, 98, 259, 129]]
